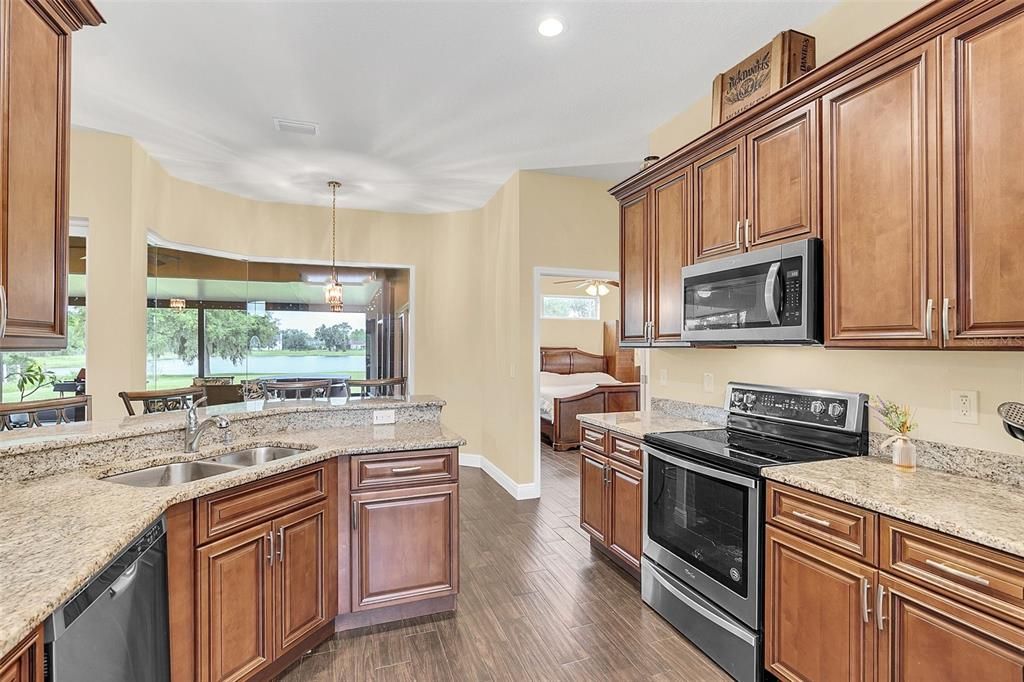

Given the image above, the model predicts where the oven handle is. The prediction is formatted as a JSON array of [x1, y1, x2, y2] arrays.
[[764, 261, 781, 326], [643, 445, 758, 489], [645, 559, 759, 645]]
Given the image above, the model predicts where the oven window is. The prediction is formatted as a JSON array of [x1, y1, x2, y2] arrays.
[[647, 456, 749, 596]]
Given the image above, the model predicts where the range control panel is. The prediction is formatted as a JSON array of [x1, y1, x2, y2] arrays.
[[727, 384, 863, 431]]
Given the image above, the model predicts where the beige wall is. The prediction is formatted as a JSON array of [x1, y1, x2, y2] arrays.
[[539, 277, 619, 356], [70, 131, 620, 486], [646, 0, 1024, 456]]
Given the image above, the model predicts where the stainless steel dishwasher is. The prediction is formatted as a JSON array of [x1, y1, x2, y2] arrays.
[[44, 516, 170, 682]]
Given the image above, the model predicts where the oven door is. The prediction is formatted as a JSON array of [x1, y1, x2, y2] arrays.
[[643, 444, 761, 629], [680, 238, 820, 344]]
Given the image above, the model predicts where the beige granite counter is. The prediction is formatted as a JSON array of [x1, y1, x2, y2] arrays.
[[764, 457, 1024, 558], [577, 410, 719, 440], [0, 420, 464, 661]]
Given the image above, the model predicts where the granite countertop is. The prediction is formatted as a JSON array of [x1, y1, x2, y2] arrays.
[[577, 410, 719, 440], [0, 420, 464, 661], [0, 395, 445, 457], [764, 457, 1024, 558]]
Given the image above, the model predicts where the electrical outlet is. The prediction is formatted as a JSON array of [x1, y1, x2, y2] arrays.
[[659, 369, 668, 386], [950, 390, 978, 424], [703, 373, 715, 393], [373, 409, 396, 425]]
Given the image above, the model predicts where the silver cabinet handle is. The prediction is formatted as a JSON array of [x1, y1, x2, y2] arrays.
[[861, 578, 871, 624], [925, 298, 934, 341], [0, 284, 7, 338], [267, 531, 274, 566], [942, 298, 951, 342], [352, 500, 359, 530], [744, 218, 751, 248], [763, 262, 781, 326], [734, 221, 743, 249], [792, 509, 831, 527], [277, 528, 284, 561], [924, 558, 990, 586], [391, 465, 422, 473], [876, 584, 886, 631]]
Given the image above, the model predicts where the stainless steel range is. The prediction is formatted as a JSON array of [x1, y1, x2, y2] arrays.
[[640, 382, 868, 681]]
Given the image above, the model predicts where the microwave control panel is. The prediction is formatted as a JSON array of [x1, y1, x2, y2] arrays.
[[781, 267, 802, 326]]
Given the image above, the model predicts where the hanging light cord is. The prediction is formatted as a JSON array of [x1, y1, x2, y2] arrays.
[[330, 181, 339, 280]]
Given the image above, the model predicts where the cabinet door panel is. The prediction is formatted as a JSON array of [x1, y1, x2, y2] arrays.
[[942, 2, 1024, 348], [620, 191, 650, 345], [878, 574, 1024, 682], [196, 523, 274, 682], [651, 166, 691, 344], [1, 0, 70, 349], [351, 483, 457, 610], [748, 102, 819, 248], [693, 139, 745, 262], [274, 502, 329, 656], [765, 526, 875, 682], [579, 449, 608, 543], [606, 460, 641, 570], [823, 42, 939, 347]]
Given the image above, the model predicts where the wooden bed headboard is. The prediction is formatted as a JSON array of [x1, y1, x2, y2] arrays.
[[540, 347, 608, 375]]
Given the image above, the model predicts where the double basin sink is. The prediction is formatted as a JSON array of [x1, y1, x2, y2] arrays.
[[101, 446, 309, 487]]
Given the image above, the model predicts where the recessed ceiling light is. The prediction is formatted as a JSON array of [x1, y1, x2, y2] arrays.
[[538, 16, 564, 38]]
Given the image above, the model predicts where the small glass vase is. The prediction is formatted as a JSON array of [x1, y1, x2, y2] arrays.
[[891, 437, 917, 472]]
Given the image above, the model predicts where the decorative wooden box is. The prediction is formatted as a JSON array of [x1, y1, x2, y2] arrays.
[[711, 30, 815, 125]]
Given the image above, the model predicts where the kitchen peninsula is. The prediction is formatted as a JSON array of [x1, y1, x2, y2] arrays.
[[0, 396, 463, 681]]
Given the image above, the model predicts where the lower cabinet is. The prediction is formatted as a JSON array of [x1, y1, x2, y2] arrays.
[[0, 626, 43, 682], [350, 483, 459, 610], [766, 482, 1024, 682], [579, 425, 643, 576]]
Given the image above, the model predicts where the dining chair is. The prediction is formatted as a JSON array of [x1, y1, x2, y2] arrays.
[[262, 379, 334, 401], [346, 377, 408, 399], [0, 395, 92, 430], [118, 387, 206, 416]]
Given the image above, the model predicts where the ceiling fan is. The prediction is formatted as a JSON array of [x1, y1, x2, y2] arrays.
[[554, 278, 619, 296]]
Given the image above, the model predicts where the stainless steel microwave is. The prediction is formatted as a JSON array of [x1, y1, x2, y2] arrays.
[[680, 238, 822, 345]]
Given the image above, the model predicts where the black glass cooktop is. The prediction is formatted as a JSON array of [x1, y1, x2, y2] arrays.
[[644, 428, 855, 477]]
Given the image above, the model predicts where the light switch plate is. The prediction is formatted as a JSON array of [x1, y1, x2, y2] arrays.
[[373, 409, 397, 425], [659, 369, 668, 386], [703, 373, 715, 393], [950, 390, 978, 424]]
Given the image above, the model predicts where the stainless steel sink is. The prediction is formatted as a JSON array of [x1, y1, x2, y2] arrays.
[[202, 446, 308, 467], [102, 461, 241, 487]]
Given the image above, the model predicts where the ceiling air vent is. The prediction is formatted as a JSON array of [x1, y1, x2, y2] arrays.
[[273, 118, 320, 136]]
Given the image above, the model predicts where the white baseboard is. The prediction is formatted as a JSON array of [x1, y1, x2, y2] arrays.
[[458, 452, 540, 500]]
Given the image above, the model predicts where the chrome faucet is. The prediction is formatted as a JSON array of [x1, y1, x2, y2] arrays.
[[185, 397, 230, 453]]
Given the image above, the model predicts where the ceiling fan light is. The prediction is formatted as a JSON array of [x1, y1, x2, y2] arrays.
[[597, 283, 610, 296], [585, 283, 598, 296]]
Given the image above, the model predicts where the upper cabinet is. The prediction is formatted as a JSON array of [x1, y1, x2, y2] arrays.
[[0, 0, 103, 350], [613, 0, 1024, 351], [619, 191, 650, 346], [823, 42, 940, 348], [941, 0, 1024, 348]]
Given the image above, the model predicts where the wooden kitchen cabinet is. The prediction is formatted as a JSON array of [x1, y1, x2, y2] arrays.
[[606, 458, 642, 571], [196, 523, 275, 682], [765, 525, 876, 682], [350, 482, 458, 611], [0, 626, 42, 682], [693, 138, 745, 262], [746, 102, 819, 249], [273, 502, 330, 654], [619, 190, 651, 346], [822, 42, 940, 348], [579, 448, 609, 542], [0, 0, 101, 350], [941, 1, 1024, 349]]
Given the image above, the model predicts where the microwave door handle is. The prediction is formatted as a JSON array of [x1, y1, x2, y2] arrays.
[[763, 262, 781, 326]]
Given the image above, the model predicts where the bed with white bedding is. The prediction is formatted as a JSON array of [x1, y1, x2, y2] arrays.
[[538, 348, 641, 451]]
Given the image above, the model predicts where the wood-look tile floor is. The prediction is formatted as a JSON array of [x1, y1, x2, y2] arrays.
[[279, 444, 730, 681]]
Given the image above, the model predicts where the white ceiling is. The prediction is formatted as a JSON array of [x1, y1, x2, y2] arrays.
[[72, 1, 838, 214]]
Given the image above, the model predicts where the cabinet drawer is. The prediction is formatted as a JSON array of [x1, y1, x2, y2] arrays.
[[767, 482, 877, 563], [580, 425, 608, 451], [881, 517, 1024, 628], [351, 449, 456, 490], [608, 433, 642, 467], [196, 462, 329, 545]]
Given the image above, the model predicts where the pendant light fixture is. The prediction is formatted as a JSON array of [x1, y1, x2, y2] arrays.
[[324, 180, 343, 312]]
